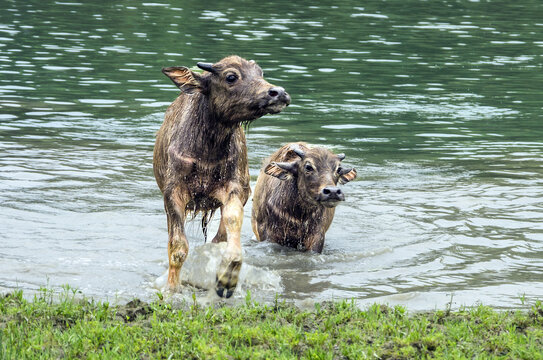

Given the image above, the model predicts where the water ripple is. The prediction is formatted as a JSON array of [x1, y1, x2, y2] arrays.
[[0, 0, 542, 310]]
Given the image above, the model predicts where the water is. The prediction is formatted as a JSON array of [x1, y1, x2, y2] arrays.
[[1, 0, 542, 311]]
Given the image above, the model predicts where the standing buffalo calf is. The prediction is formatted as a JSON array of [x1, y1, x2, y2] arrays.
[[154, 56, 290, 298], [252, 143, 357, 253]]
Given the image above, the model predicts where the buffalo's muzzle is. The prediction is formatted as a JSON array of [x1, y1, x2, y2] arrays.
[[318, 186, 344, 207], [268, 86, 290, 104], [264, 86, 290, 114]]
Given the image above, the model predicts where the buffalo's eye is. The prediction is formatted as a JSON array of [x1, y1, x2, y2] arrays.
[[304, 164, 314, 172], [226, 74, 238, 84]]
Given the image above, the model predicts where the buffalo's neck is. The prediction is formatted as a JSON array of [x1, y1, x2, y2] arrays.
[[269, 179, 327, 251], [173, 94, 243, 162]]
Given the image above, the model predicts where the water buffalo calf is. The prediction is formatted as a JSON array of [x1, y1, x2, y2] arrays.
[[154, 56, 290, 298], [251, 143, 357, 253]]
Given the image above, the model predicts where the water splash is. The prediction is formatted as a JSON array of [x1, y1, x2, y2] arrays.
[[152, 243, 282, 303]]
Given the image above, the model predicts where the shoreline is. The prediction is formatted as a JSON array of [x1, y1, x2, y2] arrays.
[[1, 287, 542, 359]]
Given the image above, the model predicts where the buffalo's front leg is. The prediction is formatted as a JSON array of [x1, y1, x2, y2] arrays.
[[211, 216, 227, 243], [215, 195, 244, 298], [305, 232, 325, 253], [164, 186, 189, 290]]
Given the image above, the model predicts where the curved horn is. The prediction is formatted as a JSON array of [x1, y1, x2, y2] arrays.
[[196, 62, 216, 73], [337, 153, 345, 161], [275, 162, 297, 173], [290, 145, 305, 159], [293, 148, 305, 159]]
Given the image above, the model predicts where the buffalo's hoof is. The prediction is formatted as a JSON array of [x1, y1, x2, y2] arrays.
[[215, 260, 242, 299], [216, 281, 235, 298]]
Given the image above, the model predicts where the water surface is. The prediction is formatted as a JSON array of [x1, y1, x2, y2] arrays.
[[1, 0, 542, 310]]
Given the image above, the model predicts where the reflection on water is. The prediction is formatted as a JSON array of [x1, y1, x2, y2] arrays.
[[1, 0, 542, 310]]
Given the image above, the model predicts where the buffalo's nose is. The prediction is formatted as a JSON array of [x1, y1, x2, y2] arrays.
[[321, 186, 344, 201], [268, 87, 290, 104]]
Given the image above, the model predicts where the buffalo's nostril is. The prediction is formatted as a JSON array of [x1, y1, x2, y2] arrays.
[[320, 186, 344, 205], [268, 86, 285, 98], [322, 186, 342, 197]]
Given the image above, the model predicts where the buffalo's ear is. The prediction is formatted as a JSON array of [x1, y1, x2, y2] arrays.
[[339, 167, 357, 184], [264, 161, 297, 180], [162, 66, 204, 94]]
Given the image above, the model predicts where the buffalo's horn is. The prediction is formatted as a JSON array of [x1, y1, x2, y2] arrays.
[[337, 153, 345, 161], [275, 161, 297, 173], [290, 145, 305, 159], [196, 62, 217, 73]]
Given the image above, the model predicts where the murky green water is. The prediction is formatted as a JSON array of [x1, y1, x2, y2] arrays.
[[1, 0, 542, 310]]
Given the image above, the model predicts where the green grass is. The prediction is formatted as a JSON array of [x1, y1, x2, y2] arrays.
[[1, 286, 542, 359]]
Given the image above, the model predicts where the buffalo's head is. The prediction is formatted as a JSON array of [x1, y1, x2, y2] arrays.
[[265, 144, 357, 208], [162, 56, 290, 124]]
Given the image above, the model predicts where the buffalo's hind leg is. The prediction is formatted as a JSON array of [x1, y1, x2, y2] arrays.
[[164, 187, 189, 290], [215, 194, 244, 298]]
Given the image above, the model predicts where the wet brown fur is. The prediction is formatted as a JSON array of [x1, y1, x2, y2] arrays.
[[252, 142, 357, 253], [154, 56, 289, 296]]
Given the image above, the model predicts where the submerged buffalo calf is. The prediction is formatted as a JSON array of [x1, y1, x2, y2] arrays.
[[251, 143, 357, 253], [154, 56, 290, 298]]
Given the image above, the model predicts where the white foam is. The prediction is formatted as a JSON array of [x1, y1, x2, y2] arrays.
[[152, 243, 282, 300]]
